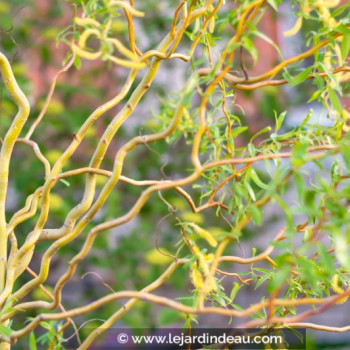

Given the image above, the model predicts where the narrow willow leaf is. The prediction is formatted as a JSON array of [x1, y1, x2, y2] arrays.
[[294, 172, 305, 200], [340, 142, 350, 171], [327, 87, 342, 114], [255, 271, 273, 289], [250, 168, 269, 190], [231, 126, 248, 138], [302, 228, 313, 242], [282, 70, 293, 83], [291, 141, 309, 167], [332, 2, 350, 17], [308, 90, 322, 103], [317, 244, 336, 275], [59, 178, 70, 187], [341, 33, 350, 61], [331, 160, 340, 184], [274, 195, 293, 227], [274, 111, 287, 132], [299, 109, 312, 129], [267, 266, 290, 293], [245, 181, 256, 201], [289, 66, 313, 87], [183, 255, 198, 270], [243, 37, 258, 64], [334, 233, 350, 270], [267, 0, 280, 11], [0, 325, 12, 337], [317, 62, 339, 89], [248, 143, 255, 157], [252, 30, 283, 58], [74, 54, 81, 69], [250, 126, 271, 143], [249, 205, 262, 225], [230, 283, 241, 301], [29, 332, 37, 350]]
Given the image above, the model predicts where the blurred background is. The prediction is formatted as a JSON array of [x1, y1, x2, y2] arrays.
[[0, 0, 349, 348]]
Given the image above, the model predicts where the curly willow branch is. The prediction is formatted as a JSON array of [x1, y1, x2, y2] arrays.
[[0, 1, 218, 313], [0, 0, 349, 348]]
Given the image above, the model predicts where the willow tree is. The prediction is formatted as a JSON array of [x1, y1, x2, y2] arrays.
[[0, 0, 350, 348]]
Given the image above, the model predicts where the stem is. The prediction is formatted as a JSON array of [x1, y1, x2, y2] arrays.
[[0, 52, 30, 350]]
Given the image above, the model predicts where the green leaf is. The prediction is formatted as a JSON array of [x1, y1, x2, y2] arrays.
[[242, 37, 258, 65], [231, 126, 248, 138], [0, 325, 12, 337], [59, 179, 70, 187], [317, 244, 336, 276], [252, 247, 257, 257], [250, 126, 271, 143], [308, 89, 322, 103], [294, 172, 305, 200], [299, 109, 313, 129], [62, 50, 73, 65], [0, 297, 20, 318], [334, 232, 350, 270], [249, 205, 263, 225], [327, 87, 342, 114], [250, 168, 269, 190], [274, 111, 287, 132], [231, 303, 244, 311], [317, 62, 339, 89], [331, 160, 341, 184], [74, 54, 81, 70], [289, 66, 313, 87], [210, 294, 226, 307], [282, 70, 293, 83], [312, 74, 325, 91], [183, 255, 198, 270], [252, 30, 283, 58], [30, 332, 37, 350], [340, 142, 350, 171], [332, 2, 350, 17], [182, 316, 192, 329], [296, 257, 321, 291], [274, 195, 293, 227], [230, 283, 241, 302], [291, 141, 309, 168], [267, 0, 281, 11], [302, 228, 313, 242], [267, 266, 290, 293], [248, 143, 256, 157], [255, 271, 273, 289], [245, 181, 256, 201], [341, 34, 350, 61]]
